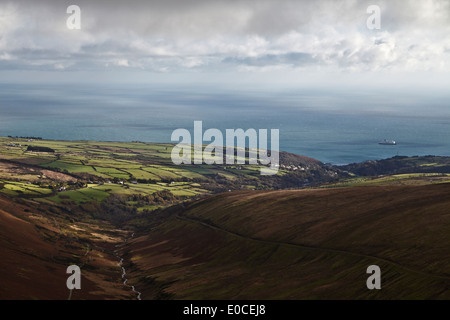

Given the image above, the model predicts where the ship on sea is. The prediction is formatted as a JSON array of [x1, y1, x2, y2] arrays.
[[379, 139, 397, 145]]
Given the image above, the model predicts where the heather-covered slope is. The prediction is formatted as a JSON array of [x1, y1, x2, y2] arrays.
[[127, 183, 450, 299]]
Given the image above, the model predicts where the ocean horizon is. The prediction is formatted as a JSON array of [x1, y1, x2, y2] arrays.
[[1, 83, 449, 165]]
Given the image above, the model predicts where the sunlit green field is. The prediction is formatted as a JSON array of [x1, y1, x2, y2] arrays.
[[0, 137, 279, 212], [2, 136, 449, 212], [322, 173, 450, 188], [0, 180, 54, 196]]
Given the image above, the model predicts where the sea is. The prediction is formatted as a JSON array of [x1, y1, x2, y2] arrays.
[[1, 83, 449, 165]]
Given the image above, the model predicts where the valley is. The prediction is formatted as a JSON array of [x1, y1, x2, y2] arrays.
[[0, 136, 449, 299]]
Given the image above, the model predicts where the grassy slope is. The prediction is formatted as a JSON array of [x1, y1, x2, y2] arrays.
[[128, 183, 450, 299]]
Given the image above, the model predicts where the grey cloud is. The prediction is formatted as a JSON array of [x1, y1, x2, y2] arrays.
[[223, 52, 316, 67], [0, 0, 450, 73], [6, 0, 450, 37]]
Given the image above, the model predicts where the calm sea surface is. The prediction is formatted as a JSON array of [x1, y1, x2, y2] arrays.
[[0, 83, 449, 165]]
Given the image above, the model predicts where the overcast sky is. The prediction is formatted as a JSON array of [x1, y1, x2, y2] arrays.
[[0, 0, 449, 89]]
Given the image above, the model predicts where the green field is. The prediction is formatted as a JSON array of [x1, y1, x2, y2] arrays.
[[3, 136, 448, 215], [0, 137, 275, 183], [322, 173, 450, 188], [0, 137, 236, 211]]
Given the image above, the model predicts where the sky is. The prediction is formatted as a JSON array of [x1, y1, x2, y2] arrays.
[[0, 0, 449, 90], [0, 0, 449, 160]]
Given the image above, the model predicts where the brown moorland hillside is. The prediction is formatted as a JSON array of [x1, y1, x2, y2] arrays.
[[0, 196, 133, 300], [126, 183, 450, 299]]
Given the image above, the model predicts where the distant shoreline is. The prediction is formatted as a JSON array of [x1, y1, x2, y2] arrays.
[[2, 136, 449, 168]]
